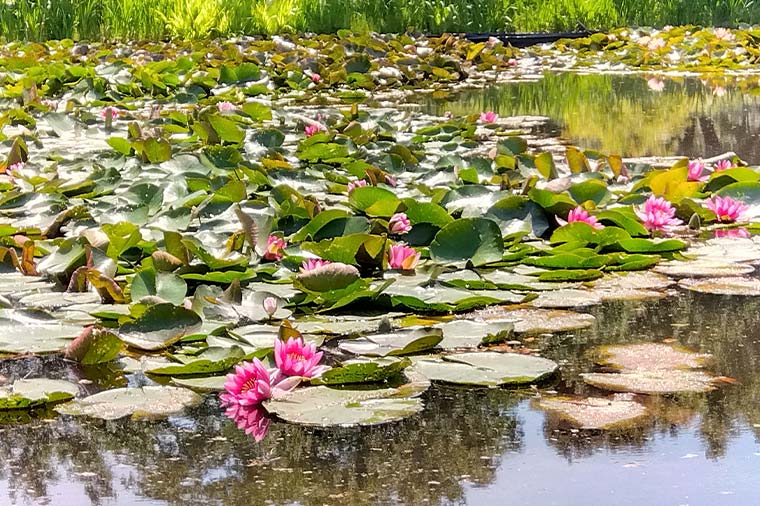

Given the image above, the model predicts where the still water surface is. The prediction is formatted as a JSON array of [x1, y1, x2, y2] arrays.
[[421, 73, 760, 164], [1, 291, 759, 506]]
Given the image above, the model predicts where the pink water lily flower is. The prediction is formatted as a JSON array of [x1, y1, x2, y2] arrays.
[[310, 73, 321, 83], [220, 358, 299, 406], [714, 27, 735, 42], [217, 101, 236, 112], [557, 206, 603, 229], [275, 336, 328, 378], [388, 212, 412, 234], [687, 160, 708, 181], [705, 195, 749, 223], [387, 243, 421, 270], [647, 77, 665, 92], [100, 106, 123, 119], [224, 404, 270, 442], [304, 124, 323, 137], [264, 235, 287, 261], [7, 161, 25, 172], [714, 227, 750, 239], [347, 179, 367, 193], [385, 174, 397, 187], [479, 111, 498, 123], [300, 258, 332, 273], [714, 159, 734, 171], [635, 195, 683, 232], [262, 296, 278, 317]]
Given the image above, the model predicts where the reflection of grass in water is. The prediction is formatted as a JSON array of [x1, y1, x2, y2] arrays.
[[428, 74, 757, 157]]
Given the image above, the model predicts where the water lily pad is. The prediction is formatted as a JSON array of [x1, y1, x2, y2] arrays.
[[593, 343, 712, 371], [145, 346, 245, 376], [64, 327, 123, 364], [0, 379, 79, 410], [118, 304, 203, 351], [0, 310, 82, 354], [678, 277, 760, 296], [265, 385, 423, 427], [18, 291, 102, 310], [55, 386, 202, 420], [312, 357, 411, 385], [536, 396, 649, 429], [338, 328, 443, 356], [171, 375, 227, 392], [591, 271, 675, 291], [530, 289, 603, 309], [654, 261, 754, 278], [410, 352, 558, 387], [581, 370, 717, 395], [434, 320, 515, 349], [467, 307, 596, 335], [297, 262, 361, 292]]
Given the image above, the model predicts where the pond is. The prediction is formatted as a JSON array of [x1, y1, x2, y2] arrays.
[[2, 30, 760, 506], [2, 291, 759, 505], [420, 72, 760, 163]]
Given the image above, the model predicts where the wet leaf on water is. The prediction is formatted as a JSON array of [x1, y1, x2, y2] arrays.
[[118, 303, 203, 351], [581, 370, 717, 395], [0, 379, 79, 410], [537, 395, 649, 430], [55, 386, 202, 420], [678, 276, 760, 296], [338, 328, 443, 356]]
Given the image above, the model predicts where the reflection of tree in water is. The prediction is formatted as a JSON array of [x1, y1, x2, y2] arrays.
[[421, 74, 760, 162], [0, 388, 523, 505], [536, 291, 760, 461]]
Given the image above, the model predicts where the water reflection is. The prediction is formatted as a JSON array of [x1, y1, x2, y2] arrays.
[[420, 73, 760, 163], [1, 291, 760, 505]]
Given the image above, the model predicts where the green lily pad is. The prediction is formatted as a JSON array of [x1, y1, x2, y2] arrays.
[[64, 327, 123, 364], [338, 328, 443, 356], [118, 303, 203, 351], [265, 384, 423, 427], [434, 320, 515, 349], [0, 310, 82, 354], [145, 346, 245, 376], [536, 396, 649, 430], [430, 218, 504, 266], [468, 307, 596, 335], [312, 357, 411, 385], [0, 379, 79, 410], [530, 289, 603, 309], [171, 375, 227, 392], [410, 351, 558, 387], [678, 277, 760, 296], [297, 262, 361, 292], [55, 386, 202, 420]]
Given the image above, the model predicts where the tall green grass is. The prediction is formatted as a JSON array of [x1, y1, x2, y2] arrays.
[[0, 0, 759, 41]]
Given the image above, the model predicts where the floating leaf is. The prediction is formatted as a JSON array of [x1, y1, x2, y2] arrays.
[[0, 379, 79, 410], [410, 352, 558, 387], [537, 396, 649, 430], [64, 326, 123, 365], [338, 328, 443, 356], [55, 386, 202, 420], [430, 218, 504, 266], [118, 304, 203, 351], [678, 277, 760, 296], [581, 370, 717, 395], [312, 357, 410, 385]]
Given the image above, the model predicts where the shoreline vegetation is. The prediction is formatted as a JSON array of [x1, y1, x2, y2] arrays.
[[1, 0, 760, 41]]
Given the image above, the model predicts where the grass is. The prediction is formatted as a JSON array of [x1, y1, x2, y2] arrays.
[[1, 0, 760, 41]]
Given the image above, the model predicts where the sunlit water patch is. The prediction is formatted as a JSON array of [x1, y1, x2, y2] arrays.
[[419, 73, 760, 163]]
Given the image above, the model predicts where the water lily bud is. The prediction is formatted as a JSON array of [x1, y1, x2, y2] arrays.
[[263, 297, 278, 317]]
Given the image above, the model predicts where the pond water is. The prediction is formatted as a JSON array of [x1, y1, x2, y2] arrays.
[[420, 73, 760, 164], [2, 291, 758, 506]]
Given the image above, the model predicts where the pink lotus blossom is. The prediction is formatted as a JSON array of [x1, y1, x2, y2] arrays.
[[310, 73, 321, 83], [217, 101, 236, 112], [557, 206, 603, 229], [714, 159, 734, 171], [262, 296, 278, 317], [705, 195, 749, 223], [264, 235, 287, 261], [687, 160, 708, 181], [385, 174, 397, 187], [347, 179, 367, 193], [635, 195, 683, 232], [221, 358, 292, 407], [479, 111, 498, 123], [387, 243, 421, 270], [388, 212, 412, 234], [640, 36, 666, 51], [100, 106, 122, 119], [507, 58, 518, 67], [647, 78, 665, 92], [300, 258, 332, 273], [304, 124, 323, 137], [224, 404, 270, 442], [714, 227, 750, 239], [714, 27, 735, 42], [7, 161, 25, 172], [274, 336, 328, 378]]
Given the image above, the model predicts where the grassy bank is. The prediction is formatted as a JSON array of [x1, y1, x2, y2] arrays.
[[0, 0, 759, 41]]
